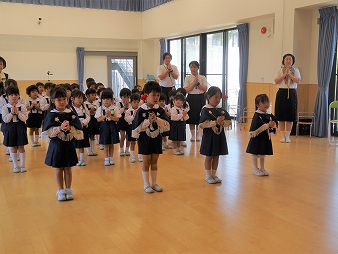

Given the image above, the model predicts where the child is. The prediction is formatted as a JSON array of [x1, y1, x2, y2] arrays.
[[40, 82, 55, 114], [25, 84, 43, 147], [176, 88, 190, 147], [125, 93, 142, 163], [36, 82, 45, 98], [246, 94, 278, 176], [170, 94, 189, 155], [2, 86, 28, 173], [132, 81, 170, 193], [71, 83, 80, 91], [95, 82, 105, 91], [159, 93, 172, 150], [41, 86, 83, 201], [84, 88, 100, 156], [199, 86, 231, 184], [70, 90, 90, 166], [95, 89, 121, 166], [116, 88, 132, 156]]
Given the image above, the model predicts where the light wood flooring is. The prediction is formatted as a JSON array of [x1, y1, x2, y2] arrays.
[[0, 124, 338, 253]]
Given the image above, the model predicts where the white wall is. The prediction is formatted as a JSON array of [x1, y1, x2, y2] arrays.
[[0, 0, 337, 85]]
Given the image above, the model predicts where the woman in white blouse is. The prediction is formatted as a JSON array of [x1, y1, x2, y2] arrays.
[[274, 54, 301, 143], [184, 61, 208, 141]]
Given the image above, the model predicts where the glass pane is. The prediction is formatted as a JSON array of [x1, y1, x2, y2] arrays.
[[111, 58, 134, 97], [207, 32, 223, 74], [206, 74, 223, 106], [169, 39, 181, 88], [227, 29, 240, 106], [185, 36, 200, 75]]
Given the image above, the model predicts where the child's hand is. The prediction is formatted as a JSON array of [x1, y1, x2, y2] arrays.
[[133, 109, 138, 116], [148, 112, 156, 123], [12, 105, 18, 114], [90, 107, 95, 114], [217, 116, 225, 125], [182, 111, 188, 116], [61, 120, 70, 131], [106, 110, 111, 118], [269, 118, 276, 128]]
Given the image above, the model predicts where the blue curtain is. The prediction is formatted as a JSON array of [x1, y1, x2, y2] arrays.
[[159, 38, 166, 65], [236, 23, 249, 122], [314, 6, 337, 137], [0, 0, 172, 11], [76, 47, 84, 91]]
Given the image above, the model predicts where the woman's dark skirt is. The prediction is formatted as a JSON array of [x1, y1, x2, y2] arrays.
[[275, 88, 297, 122], [186, 93, 205, 125]]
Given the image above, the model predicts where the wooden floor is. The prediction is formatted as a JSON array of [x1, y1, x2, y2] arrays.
[[0, 124, 338, 253]]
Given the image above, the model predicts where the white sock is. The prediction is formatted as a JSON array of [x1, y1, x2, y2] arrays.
[[20, 153, 25, 167], [34, 135, 39, 143], [252, 155, 259, 169], [150, 170, 157, 186], [130, 150, 135, 158], [10, 152, 18, 168], [125, 147, 130, 153], [205, 169, 211, 178], [164, 141, 168, 146], [29, 135, 34, 144], [191, 130, 195, 140], [90, 140, 95, 152], [285, 131, 291, 138], [105, 157, 109, 162], [79, 153, 84, 161], [280, 131, 285, 138], [175, 147, 180, 153], [138, 154, 142, 160], [142, 171, 150, 187], [109, 157, 113, 161], [86, 147, 91, 153]]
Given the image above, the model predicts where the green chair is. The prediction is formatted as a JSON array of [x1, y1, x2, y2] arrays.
[[328, 101, 338, 145]]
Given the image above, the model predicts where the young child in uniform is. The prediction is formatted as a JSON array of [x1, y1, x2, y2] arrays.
[[132, 81, 170, 193], [42, 86, 83, 201], [159, 93, 172, 150], [70, 90, 90, 166], [169, 94, 189, 155], [246, 94, 278, 176], [116, 88, 132, 156], [84, 88, 100, 156], [124, 93, 142, 163], [2, 86, 28, 173], [95, 89, 121, 166], [36, 82, 45, 98], [25, 84, 43, 147], [199, 86, 231, 184], [176, 88, 190, 147]]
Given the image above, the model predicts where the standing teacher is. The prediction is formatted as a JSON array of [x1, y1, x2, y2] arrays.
[[274, 53, 301, 143], [157, 52, 179, 102], [184, 61, 208, 141]]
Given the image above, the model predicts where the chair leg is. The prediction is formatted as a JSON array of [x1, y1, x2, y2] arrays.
[[296, 124, 298, 138]]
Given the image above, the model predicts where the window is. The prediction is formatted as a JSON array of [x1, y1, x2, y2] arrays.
[[168, 28, 239, 108]]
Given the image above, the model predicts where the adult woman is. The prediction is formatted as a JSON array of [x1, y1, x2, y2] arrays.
[[157, 52, 179, 102], [0, 57, 10, 95], [184, 61, 208, 141], [274, 53, 301, 143]]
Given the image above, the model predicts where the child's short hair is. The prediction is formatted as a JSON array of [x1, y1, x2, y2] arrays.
[[71, 83, 80, 90], [176, 88, 187, 97], [101, 89, 113, 100], [86, 77, 95, 84], [0, 56, 7, 68], [132, 88, 141, 94], [5, 79, 17, 88], [160, 93, 167, 102], [143, 81, 161, 94], [130, 93, 140, 102], [87, 81, 96, 89], [174, 94, 185, 102], [71, 89, 85, 99], [119, 88, 132, 98], [95, 82, 104, 90], [26, 84, 38, 96], [85, 88, 96, 96], [6, 86, 20, 96], [36, 82, 44, 88], [255, 94, 270, 109], [44, 82, 55, 90], [205, 86, 222, 102], [60, 83, 72, 92], [168, 89, 177, 99], [50, 86, 67, 100]]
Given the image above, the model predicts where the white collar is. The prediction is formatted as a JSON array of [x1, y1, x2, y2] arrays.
[[140, 103, 159, 110], [256, 109, 267, 114], [51, 108, 72, 113], [203, 104, 221, 109]]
